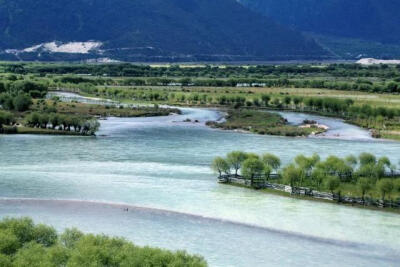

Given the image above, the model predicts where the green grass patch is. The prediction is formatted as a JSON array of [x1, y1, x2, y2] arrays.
[[208, 109, 325, 137]]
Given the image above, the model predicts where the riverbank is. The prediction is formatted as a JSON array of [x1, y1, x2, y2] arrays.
[[41, 97, 181, 118], [224, 181, 400, 214], [0, 97, 181, 136], [2, 126, 89, 136]]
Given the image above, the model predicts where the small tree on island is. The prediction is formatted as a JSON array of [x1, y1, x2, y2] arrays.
[[325, 176, 340, 195], [377, 178, 394, 202], [345, 155, 358, 169], [262, 153, 281, 174], [359, 153, 376, 166], [211, 157, 230, 178], [242, 158, 265, 187], [226, 151, 247, 177], [282, 164, 303, 192], [357, 178, 372, 203]]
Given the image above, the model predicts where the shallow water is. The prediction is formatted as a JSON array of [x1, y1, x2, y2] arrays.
[[0, 199, 399, 267], [1, 94, 400, 266], [276, 111, 374, 141]]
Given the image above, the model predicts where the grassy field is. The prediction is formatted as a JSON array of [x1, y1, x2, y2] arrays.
[[91, 85, 400, 108]]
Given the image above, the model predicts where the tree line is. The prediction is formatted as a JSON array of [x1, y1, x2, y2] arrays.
[[212, 151, 400, 202], [0, 79, 50, 112], [50, 75, 400, 94], [0, 217, 206, 266], [25, 112, 100, 136], [90, 85, 400, 121], [4, 62, 399, 79], [0, 111, 15, 133]]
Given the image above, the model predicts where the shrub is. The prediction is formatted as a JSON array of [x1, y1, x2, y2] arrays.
[[13, 94, 32, 112], [0, 218, 207, 267], [325, 176, 341, 194]]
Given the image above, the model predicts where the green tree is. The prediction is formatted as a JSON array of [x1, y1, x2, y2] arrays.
[[345, 155, 358, 169], [211, 157, 230, 177], [246, 153, 260, 160], [0, 217, 207, 266], [0, 254, 12, 267], [356, 163, 384, 181], [283, 96, 291, 107], [32, 224, 57, 247], [261, 94, 270, 106], [0, 230, 19, 255], [377, 179, 394, 201], [39, 113, 49, 129], [282, 164, 304, 189], [378, 156, 391, 169], [60, 228, 84, 249], [13, 242, 49, 267], [49, 113, 59, 129], [0, 111, 15, 131], [393, 179, 400, 194], [0, 93, 14, 110], [310, 169, 325, 190], [325, 176, 340, 194], [13, 94, 32, 112], [242, 158, 265, 186], [226, 151, 247, 176], [359, 153, 376, 166], [262, 153, 281, 173], [25, 112, 40, 128], [316, 156, 354, 182], [295, 154, 320, 175], [357, 178, 372, 202]]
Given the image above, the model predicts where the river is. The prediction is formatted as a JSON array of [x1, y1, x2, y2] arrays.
[[0, 93, 399, 266]]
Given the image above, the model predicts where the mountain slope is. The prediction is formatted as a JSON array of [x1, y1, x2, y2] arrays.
[[240, 0, 400, 59], [0, 0, 329, 61]]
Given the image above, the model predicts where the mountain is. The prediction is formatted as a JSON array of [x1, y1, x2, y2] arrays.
[[0, 0, 329, 62], [240, 0, 400, 59]]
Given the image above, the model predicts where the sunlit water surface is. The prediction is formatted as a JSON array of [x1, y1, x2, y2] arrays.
[[1, 94, 400, 266]]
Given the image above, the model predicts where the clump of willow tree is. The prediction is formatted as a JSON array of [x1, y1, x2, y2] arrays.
[[0, 111, 15, 133], [25, 112, 100, 136], [211, 151, 281, 186], [212, 151, 400, 201]]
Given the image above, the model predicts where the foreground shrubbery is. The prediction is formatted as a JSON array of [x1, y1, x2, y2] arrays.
[[0, 217, 207, 267], [207, 109, 324, 137], [212, 151, 400, 201]]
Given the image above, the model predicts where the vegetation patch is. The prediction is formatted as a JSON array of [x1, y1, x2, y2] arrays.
[[2, 62, 400, 139], [0, 217, 206, 266], [207, 109, 325, 137], [212, 151, 400, 210]]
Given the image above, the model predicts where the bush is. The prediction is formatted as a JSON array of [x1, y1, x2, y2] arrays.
[[13, 94, 32, 112], [325, 176, 341, 194], [0, 254, 12, 267], [0, 218, 207, 267], [0, 111, 15, 129], [242, 158, 265, 182], [377, 179, 394, 200]]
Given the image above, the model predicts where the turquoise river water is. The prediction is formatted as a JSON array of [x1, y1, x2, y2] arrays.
[[0, 93, 400, 266]]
